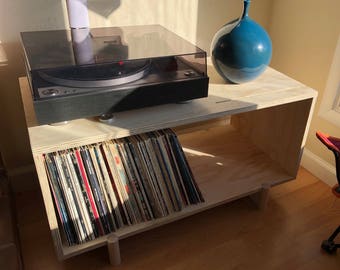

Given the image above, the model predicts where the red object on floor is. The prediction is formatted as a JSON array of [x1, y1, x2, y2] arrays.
[[316, 131, 340, 153], [316, 131, 340, 254], [316, 131, 340, 197]]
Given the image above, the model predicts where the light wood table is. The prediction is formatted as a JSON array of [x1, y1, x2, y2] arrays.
[[20, 63, 317, 264]]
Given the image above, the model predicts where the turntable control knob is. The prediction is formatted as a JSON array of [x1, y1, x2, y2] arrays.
[[42, 88, 60, 96]]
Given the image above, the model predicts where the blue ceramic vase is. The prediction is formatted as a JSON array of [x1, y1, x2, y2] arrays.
[[211, 0, 272, 84]]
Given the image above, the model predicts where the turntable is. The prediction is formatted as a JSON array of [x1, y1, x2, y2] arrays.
[[21, 25, 209, 125]]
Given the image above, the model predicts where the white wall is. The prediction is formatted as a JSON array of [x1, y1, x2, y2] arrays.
[[88, 0, 200, 45], [269, 0, 340, 186]]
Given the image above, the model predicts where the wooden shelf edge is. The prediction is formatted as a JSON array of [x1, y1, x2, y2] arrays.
[[60, 184, 262, 259], [29, 94, 316, 155], [61, 175, 296, 259]]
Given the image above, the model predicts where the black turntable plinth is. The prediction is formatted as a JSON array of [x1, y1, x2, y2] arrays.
[[21, 25, 209, 125]]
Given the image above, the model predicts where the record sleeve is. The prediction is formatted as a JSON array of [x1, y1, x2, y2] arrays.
[[108, 141, 142, 224], [60, 152, 91, 242], [141, 133, 175, 213], [136, 135, 169, 216], [93, 145, 124, 228], [115, 139, 151, 221], [158, 131, 190, 206], [166, 131, 204, 204], [101, 143, 132, 225], [53, 153, 85, 243], [65, 152, 95, 241], [75, 150, 104, 235], [149, 131, 183, 211], [70, 152, 100, 237], [80, 148, 113, 234], [128, 136, 164, 218], [88, 147, 117, 231], [44, 154, 77, 245]]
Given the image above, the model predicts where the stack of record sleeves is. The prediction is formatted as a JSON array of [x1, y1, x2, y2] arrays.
[[43, 129, 204, 245]]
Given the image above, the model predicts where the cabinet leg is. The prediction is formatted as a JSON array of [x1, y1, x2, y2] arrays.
[[107, 234, 121, 266], [250, 184, 270, 210]]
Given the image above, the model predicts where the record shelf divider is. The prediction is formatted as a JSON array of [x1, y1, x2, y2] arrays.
[[19, 60, 317, 265]]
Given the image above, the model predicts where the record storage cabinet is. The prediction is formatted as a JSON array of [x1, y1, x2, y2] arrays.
[[20, 63, 317, 264]]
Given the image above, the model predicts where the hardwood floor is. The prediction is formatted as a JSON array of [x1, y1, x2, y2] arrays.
[[14, 167, 340, 270]]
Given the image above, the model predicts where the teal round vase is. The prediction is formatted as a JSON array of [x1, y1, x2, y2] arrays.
[[211, 0, 272, 84]]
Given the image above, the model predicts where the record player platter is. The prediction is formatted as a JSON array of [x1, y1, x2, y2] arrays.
[[38, 59, 151, 88]]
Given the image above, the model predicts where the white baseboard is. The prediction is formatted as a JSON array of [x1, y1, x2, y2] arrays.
[[301, 148, 337, 187]]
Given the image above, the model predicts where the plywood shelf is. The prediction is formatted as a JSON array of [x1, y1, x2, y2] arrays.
[[20, 63, 317, 262], [20, 66, 316, 155], [50, 124, 292, 259]]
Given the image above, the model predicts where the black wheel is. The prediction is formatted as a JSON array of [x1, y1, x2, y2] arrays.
[[321, 240, 338, 254]]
